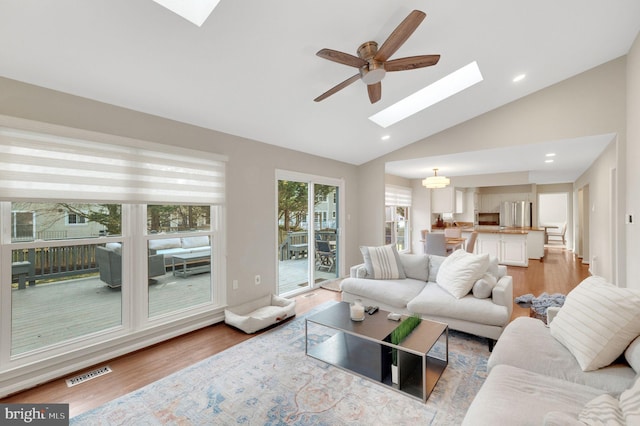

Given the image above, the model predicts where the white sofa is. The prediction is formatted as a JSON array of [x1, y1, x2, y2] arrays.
[[340, 248, 513, 349], [463, 276, 640, 425], [148, 236, 211, 266]]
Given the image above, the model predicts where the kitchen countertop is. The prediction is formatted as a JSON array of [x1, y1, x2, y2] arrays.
[[459, 226, 546, 234]]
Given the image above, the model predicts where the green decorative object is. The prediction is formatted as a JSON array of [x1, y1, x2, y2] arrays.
[[390, 315, 421, 366]]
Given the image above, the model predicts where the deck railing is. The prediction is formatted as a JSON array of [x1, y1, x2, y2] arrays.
[[11, 245, 99, 286]]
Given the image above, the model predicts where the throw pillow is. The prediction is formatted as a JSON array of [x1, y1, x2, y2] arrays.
[[472, 273, 498, 299], [428, 255, 446, 282], [550, 276, 640, 371], [578, 394, 624, 425], [360, 245, 406, 280], [399, 253, 429, 281], [436, 249, 490, 299], [625, 335, 640, 374]]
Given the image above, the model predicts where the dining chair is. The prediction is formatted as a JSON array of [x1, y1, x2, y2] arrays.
[[425, 233, 447, 256], [466, 231, 478, 253]]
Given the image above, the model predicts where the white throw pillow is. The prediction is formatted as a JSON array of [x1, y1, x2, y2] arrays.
[[472, 273, 498, 299], [436, 250, 490, 299], [360, 245, 406, 280], [625, 335, 640, 374], [399, 254, 429, 281], [550, 276, 640, 371]]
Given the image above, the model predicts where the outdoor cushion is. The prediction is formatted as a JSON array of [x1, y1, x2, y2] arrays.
[[148, 238, 182, 250], [181, 236, 210, 249], [550, 276, 640, 371]]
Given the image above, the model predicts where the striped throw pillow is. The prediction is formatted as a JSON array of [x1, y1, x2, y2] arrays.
[[550, 276, 640, 371], [360, 245, 406, 280], [620, 377, 640, 424]]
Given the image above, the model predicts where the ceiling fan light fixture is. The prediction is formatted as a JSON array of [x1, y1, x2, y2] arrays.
[[422, 168, 450, 189]]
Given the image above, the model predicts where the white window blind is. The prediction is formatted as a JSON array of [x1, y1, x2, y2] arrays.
[[0, 127, 226, 204], [385, 184, 412, 206]]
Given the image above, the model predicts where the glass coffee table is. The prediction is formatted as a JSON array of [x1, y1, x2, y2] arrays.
[[305, 301, 448, 402]]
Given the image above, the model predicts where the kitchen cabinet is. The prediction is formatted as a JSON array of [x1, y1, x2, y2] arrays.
[[475, 232, 528, 266], [455, 189, 464, 214], [526, 230, 545, 260], [431, 187, 455, 213]]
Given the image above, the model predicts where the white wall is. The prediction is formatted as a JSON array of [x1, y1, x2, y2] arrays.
[[360, 56, 628, 284], [626, 32, 640, 289]]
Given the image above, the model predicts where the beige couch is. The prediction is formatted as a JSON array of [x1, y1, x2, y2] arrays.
[[340, 250, 513, 349], [463, 276, 640, 425]]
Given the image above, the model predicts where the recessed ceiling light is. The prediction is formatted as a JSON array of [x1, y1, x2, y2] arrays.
[[546, 153, 556, 157], [369, 61, 484, 128], [152, 0, 220, 26], [513, 74, 526, 83], [381, 135, 390, 141], [545, 159, 554, 163]]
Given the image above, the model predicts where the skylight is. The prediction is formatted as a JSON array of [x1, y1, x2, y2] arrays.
[[369, 61, 484, 128], [152, 0, 220, 27]]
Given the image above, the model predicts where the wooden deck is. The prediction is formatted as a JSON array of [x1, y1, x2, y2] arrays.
[[10, 271, 211, 356], [278, 258, 338, 295]]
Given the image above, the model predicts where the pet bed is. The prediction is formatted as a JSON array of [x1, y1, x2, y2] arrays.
[[224, 294, 296, 334]]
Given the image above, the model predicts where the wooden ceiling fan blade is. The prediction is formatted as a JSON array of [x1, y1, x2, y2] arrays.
[[367, 82, 381, 104], [316, 48, 367, 68], [385, 54, 440, 71], [374, 10, 426, 62], [314, 73, 361, 102]]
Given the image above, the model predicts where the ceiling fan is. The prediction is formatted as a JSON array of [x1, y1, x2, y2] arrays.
[[314, 10, 440, 104]]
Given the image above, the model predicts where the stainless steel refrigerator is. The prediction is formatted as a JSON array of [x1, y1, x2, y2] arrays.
[[500, 201, 532, 228]]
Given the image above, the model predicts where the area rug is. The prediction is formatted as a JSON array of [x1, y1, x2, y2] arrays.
[[319, 278, 342, 292], [71, 302, 489, 425]]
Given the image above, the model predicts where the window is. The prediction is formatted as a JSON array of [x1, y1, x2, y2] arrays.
[[66, 211, 87, 225], [0, 125, 226, 377], [385, 185, 412, 252]]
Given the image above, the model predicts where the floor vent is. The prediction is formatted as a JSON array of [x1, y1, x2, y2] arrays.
[[303, 292, 316, 298], [65, 365, 112, 387]]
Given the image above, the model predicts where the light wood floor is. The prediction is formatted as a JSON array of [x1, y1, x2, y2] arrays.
[[1, 246, 589, 418]]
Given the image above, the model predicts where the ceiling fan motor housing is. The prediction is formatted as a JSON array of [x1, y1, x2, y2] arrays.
[[358, 41, 386, 84]]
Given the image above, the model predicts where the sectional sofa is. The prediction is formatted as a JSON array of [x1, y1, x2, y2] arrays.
[[340, 246, 513, 348], [463, 276, 640, 425]]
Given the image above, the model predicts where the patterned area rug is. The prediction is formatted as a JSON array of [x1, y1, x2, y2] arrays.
[[71, 302, 489, 425]]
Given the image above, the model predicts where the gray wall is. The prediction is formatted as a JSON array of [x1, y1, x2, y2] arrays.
[[0, 77, 362, 307]]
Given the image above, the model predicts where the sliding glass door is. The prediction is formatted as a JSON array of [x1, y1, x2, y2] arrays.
[[276, 172, 342, 296]]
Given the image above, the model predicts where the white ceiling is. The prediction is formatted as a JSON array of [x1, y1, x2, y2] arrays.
[[0, 1, 638, 180]]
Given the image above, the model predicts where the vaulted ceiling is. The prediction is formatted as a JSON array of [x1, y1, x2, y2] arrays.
[[0, 1, 639, 180]]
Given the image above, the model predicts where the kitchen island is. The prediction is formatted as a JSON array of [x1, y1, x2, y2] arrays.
[[460, 226, 545, 267]]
